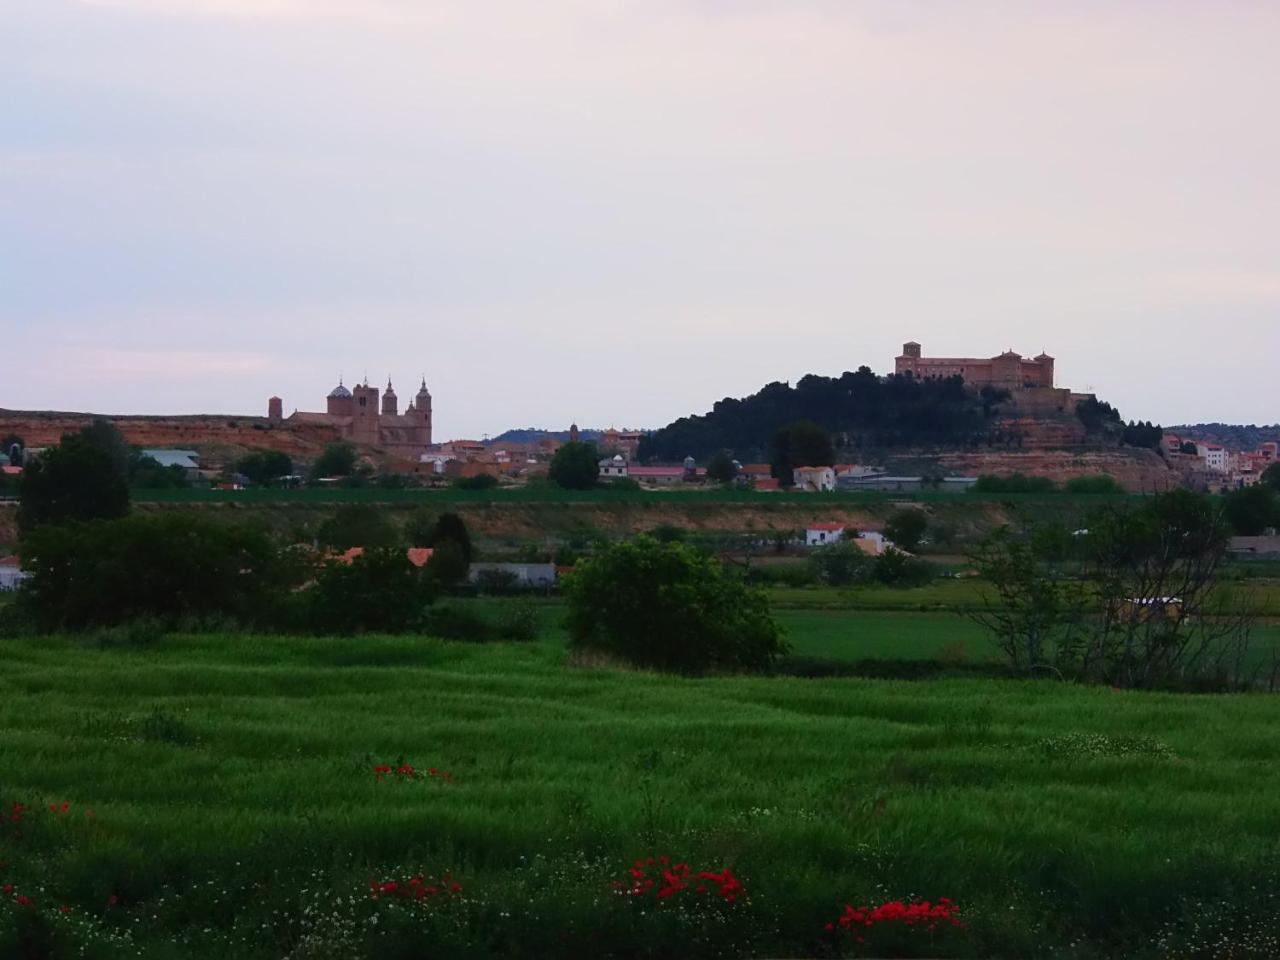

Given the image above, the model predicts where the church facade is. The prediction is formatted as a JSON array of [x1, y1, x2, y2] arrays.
[[268, 378, 433, 458]]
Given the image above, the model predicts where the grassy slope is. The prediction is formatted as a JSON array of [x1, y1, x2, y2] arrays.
[[1, 631, 1278, 958]]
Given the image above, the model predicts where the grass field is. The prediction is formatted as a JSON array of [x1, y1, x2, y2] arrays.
[[2, 623, 1279, 959]]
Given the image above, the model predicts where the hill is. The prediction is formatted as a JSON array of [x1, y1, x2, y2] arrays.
[[1169, 423, 1280, 450]]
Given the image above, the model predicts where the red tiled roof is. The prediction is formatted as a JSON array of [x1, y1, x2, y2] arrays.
[[629, 466, 684, 477], [337, 547, 434, 568]]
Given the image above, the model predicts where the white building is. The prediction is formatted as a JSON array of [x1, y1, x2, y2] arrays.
[[793, 466, 836, 492], [805, 523, 846, 546], [1197, 444, 1228, 473], [598, 455, 629, 480], [0, 556, 29, 592]]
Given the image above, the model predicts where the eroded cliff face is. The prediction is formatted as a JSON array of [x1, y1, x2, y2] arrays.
[[0, 410, 341, 465], [927, 448, 1177, 491]]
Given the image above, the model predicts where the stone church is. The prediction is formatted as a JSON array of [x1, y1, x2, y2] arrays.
[[268, 377, 433, 457]]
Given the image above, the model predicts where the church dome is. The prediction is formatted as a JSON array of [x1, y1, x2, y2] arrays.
[[328, 381, 352, 399]]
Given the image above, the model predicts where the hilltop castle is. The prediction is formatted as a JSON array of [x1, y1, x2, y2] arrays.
[[895, 341, 1055, 389], [268, 377, 433, 457]]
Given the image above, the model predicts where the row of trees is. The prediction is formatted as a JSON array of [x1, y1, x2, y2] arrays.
[[969, 490, 1259, 689]]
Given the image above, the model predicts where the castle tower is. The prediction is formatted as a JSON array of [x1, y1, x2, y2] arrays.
[[382, 379, 398, 416], [415, 378, 433, 447], [569, 422, 580, 443], [268, 396, 283, 421], [351, 380, 380, 445], [326, 378, 354, 417], [901, 341, 922, 358], [1033, 353, 1055, 388]]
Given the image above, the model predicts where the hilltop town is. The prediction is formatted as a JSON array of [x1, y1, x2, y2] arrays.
[[0, 344, 1275, 494]]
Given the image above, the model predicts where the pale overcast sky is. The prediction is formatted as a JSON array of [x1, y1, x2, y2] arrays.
[[3, 1, 1277, 439]]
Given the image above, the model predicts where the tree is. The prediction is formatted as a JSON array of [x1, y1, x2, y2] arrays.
[[1223, 484, 1279, 536], [770, 420, 834, 484], [563, 536, 786, 674], [311, 442, 357, 479], [18, 429, 131, 533], [128, 453, 190, 490], [426, 538, 470, 585], [316, 505, 400, 551], [706, 451, 737, 485], [1075, 397, 1122, 433], [416, 512, 473, 584], [548, 441, 600, 490], [970, 492, 1257, 689], [236, 450, 294, 485], [1180, 440, 1199, 456], [1262, 462, 1280, 490], [404, 508, 438, 547], [968, 525, 1089, 676], [883, 509, 928, 552]]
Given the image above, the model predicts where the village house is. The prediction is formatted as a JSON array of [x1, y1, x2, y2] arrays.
[[628, 465, 686, 487], [804, 523, 846, 546], [0, 556, 30, 592], [598, 455, 628, 480], [792, 466, 836, 492]]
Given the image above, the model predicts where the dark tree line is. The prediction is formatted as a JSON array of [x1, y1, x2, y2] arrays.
[[637, 368, 1008, 462]]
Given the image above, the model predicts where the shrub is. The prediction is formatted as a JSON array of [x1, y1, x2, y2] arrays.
[[1064, 474, 1123, 495], [495, 599, 541, 641], [871, 548, 934, 587], [971, 473, 1058, 494], [453, 474, 499, 491], [306, 548, 436, 635], [475, 568, 521, 595], [17, 423, 131, 533], [316, 505, 400, 551], [883, 509, 928, 552], [810, 542, 873, 586], [563, 536, 786, 673], [422, 603, 492, 641], [17, 515, 285, 631]]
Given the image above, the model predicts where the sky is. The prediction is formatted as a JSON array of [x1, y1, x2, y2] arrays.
[[2, 0, 1278, 439]]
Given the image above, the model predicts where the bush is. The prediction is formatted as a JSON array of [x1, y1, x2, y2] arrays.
[[971, 473, 1058, 494], [316, 505, 400, 551], [810, 542, 873, 586], [496, 599, 541, 641], [1064, 474, 1123, 495], [871, 548, 934, 587], [453, 474, 499, 491], [883, 509, 928, 552], [422, 603, 492, 641], [306, 548, 436, 635], [475, 568, 521, 594], [18, 515, 286, 631], [563, 536, 786, 674]]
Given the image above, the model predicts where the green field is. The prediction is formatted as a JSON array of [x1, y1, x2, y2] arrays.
[[2, 622, 1279, 958]]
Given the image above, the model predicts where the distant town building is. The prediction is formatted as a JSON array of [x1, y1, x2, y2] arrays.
[[0, 556, 30, 592], [805, 523, 846, 546], [792, 466, 836, 492], [598, 455, 628, 480], [272, 376, 434, 458], [895, 341, 1055, 389]]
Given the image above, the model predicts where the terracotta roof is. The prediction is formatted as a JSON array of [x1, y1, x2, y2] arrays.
[[336, 547, 434, 568], [629, 466, 684, 476], [0, 556, 20, 568]]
